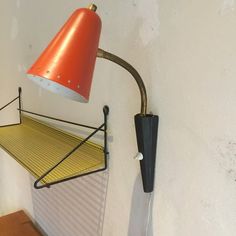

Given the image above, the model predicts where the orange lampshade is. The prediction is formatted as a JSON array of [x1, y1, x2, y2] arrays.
[[27, 7, 101, 102]]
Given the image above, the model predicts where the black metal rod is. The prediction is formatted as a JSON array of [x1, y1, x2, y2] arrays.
[[34, 166, 108, 189], [34, 106, 109, 189], [18, 87, 22, 124], [18, 109, 105, 132], [0, 96, 19, 111], [34, 122, 106, 189], [0, 88, 21, 127], [103, 106, 109, 169]]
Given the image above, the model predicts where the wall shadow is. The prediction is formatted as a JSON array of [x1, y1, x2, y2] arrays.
[[128, 174, 154, 236]]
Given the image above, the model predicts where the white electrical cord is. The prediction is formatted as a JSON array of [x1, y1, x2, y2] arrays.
[[133, 152, 154, 235], [145, 192, 154, 236]]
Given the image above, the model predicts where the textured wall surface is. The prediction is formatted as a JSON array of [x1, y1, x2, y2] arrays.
[[154, 1, 236, 235], [1, 0, 236, 236]]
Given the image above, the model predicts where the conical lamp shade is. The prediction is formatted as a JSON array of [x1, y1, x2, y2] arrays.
[[27, 8, 101, 102]]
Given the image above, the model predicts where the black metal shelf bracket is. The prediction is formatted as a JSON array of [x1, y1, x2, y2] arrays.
[[0, 87, 22, 127], [33, 105, 109, 189], [0, 87, 109, 189]]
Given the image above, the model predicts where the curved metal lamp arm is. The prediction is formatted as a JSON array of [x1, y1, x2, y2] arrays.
[[97, 48, 147, 115]]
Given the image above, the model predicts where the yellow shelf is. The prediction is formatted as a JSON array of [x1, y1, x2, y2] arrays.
[[0, 115, 105, 186]]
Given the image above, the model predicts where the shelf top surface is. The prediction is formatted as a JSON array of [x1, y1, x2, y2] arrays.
[[0, 115, 105, 184]]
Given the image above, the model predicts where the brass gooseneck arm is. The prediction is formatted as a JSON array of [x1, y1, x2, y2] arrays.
[[97, 48, 147, 115]]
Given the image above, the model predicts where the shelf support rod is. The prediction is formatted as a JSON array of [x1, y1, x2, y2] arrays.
[[34, 105, 109, 189]]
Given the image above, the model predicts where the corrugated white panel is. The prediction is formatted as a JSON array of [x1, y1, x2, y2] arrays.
[[31, 171, 109, 236]]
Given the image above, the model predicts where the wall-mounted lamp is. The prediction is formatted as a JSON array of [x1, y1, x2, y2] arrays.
[[27, 4, 159, 193]]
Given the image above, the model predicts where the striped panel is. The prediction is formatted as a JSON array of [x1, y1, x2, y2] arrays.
[[31, 171, 109, 236]]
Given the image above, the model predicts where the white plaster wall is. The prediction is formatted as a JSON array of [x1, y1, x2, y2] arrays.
[[154, 1, 236, 235], [1, 0, 236, 236]]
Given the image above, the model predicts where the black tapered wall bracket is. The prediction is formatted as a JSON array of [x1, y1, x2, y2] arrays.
[[135, 114, 159, 193]]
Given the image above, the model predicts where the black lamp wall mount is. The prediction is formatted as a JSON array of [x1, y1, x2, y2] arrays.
[[97, 49, 159, 193]]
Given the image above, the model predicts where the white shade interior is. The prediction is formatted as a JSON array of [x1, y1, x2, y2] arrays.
[[27, 74, 88, 103]]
